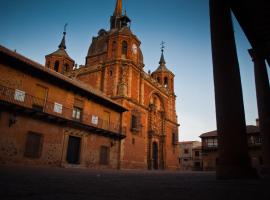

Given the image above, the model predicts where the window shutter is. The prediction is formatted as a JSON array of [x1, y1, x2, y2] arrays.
[[24, 132, 43, 158], [33, 85, 47, 109]]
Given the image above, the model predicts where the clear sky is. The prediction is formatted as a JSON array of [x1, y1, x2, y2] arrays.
[[1, 0, 269, 141]]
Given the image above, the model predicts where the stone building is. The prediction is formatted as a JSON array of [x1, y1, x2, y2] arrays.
[[178, 141, 202, 171], [0, 0, 179, 170], [200, 124, 262, 171]]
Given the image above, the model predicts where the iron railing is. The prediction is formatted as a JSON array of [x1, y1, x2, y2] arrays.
[[0, 84, 126, 136]]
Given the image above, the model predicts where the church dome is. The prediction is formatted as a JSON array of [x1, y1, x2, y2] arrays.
[[87, 30, 109, 57], [138, 47, 144, 64], [118, 26, 133, 36]]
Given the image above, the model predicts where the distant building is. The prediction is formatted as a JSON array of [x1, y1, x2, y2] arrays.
[[200, 125, 262, 171], [178, 141, 202, 171]]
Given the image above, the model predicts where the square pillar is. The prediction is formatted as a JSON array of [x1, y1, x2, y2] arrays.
[[249, 49, 270, 175], [209, 0, 257, 179]]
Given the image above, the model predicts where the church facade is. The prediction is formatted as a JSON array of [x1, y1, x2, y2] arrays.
[[0, 0, 179, 170]]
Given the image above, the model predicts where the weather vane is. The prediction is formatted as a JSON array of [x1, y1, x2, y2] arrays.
[[64, 23, 68, 34], [161, 41, 165, 53]]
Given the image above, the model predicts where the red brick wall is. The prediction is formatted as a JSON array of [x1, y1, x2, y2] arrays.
[[0, 62, 123, 169]]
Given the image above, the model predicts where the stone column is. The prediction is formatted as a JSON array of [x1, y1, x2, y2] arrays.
[[209, 0, 256, 179], [249, 49, 270, 174]]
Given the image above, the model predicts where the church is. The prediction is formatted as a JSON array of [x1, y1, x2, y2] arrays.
[[0, 0, 179, 170]]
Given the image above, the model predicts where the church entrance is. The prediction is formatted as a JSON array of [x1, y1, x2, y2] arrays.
[[66, 136, 81, 164], [152, 142, 159, 170]]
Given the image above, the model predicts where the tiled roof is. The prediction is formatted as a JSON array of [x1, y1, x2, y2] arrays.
[[0, 45, 127, 112], [200, 125, 260, 138], [46, 49, 74, 61]]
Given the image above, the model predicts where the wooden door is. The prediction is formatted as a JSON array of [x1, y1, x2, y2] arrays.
[[66, 136, 81, 164], [153, 142, 159, 170]]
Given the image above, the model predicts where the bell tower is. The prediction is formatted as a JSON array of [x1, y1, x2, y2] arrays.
[[45, 24, 74, 74], [151, 42, 175, 94], [110, 0, 131, 29]]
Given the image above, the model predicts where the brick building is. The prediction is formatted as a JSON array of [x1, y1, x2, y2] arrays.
[[178, 141, 202, 171], [200, 124, 262, 171], [0, 0, 179, 170]]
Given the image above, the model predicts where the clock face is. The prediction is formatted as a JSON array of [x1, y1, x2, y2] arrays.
[[132, 43, 137, 54]]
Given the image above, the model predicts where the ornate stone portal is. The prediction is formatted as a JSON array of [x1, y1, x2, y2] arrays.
[[148, 94, 166, 170]]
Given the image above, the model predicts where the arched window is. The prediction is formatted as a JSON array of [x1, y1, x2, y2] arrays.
[[157, 77, 160, 83], [122, 41, 128, 57], [164, 77, 168, 88], [54, 61, 59, 72]]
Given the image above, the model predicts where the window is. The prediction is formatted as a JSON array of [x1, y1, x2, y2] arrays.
[[254, 136, 262, 144], [172, 132, 178, 145], [72, 107, 82, 120], [110, 70, 113, 76], [206, 138, 218, 147], [14, 89, 25, 102], [91, 115, 99, 125], [54, 61, 59, 72], [73, 98, 83, 121], [122, 41, 128, 57], [184, 149, 189, 154], [130, 110, 141, 133], [195, 151, 200, 157], [164, 77, 168, 88], [157, 77, 161, 83], [54, 102, 63, 114], [100, 146, 110, 165], [131, 115, 138, 129], [24, 132, 43, 158]]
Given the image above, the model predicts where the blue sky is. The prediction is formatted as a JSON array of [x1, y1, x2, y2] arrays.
[[1, 0, 269, 141]]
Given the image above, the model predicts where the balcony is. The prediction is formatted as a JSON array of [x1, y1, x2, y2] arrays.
[[0, 84, 126, 139]]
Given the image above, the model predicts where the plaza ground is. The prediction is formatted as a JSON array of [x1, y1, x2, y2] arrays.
[[0, 165, 269, 200]]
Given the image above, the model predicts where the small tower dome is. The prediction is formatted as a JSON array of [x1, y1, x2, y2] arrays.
[[45, 24, 74, 74], [152, 42, 175, 93]]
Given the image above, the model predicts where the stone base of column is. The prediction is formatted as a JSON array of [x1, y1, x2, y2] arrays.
[[217, 165, 258, 180]]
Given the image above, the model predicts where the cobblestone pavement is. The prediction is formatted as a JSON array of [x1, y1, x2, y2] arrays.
[[0, 165, 269, 200]]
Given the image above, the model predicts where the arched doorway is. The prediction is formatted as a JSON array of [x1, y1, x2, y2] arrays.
[[152, 142, 158, 170]]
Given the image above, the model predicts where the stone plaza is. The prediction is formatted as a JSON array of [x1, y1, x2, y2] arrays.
[[0, 165, 269, 200]]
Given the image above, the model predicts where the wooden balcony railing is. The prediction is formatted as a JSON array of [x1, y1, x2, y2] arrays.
[[0, 84, 126, 137]]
